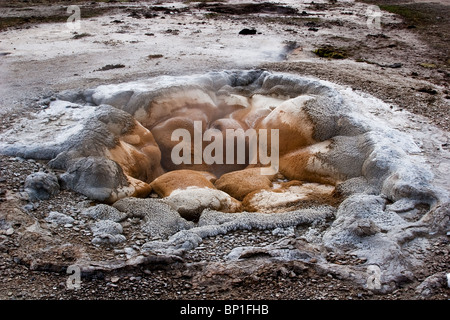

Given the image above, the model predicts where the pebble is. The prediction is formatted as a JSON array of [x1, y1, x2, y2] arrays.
[[6, 228, 14, 236], [23, 204, 34, 211]]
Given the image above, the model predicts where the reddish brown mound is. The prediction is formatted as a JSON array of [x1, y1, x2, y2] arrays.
[[214, 167, 276, 201], [150, 169, 216, 198]]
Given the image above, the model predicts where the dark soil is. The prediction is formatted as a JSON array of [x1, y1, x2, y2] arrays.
[[196, 2, 299, 16], [0, 2, 118, 31]]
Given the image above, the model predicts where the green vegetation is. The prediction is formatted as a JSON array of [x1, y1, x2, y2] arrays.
[[358, 1, 444, 29], [313, 46, 348, 59], [378, 4, 431, 28], [204, 12, 219, 19], [419, 62, 437, 69], [358, 1, 449, 67]]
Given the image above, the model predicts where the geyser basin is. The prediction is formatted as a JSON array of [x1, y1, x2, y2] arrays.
[[0, 70, 441, 210], [1, 70, 448, 291]]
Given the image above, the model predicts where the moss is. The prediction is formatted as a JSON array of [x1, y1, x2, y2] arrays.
[[204, 13, 219, 19], [313, 46, 348, 59], [419, 63, 437, 69]]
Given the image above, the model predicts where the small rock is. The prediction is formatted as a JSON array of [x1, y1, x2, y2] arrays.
[[23, 203, 35, 211], [82, 204, 127, 222], [386, 63, 402, 69], [90, 220, 125, 245], [272, 226, 295, 237], [239, 28, 257, 35], [417, 87, 438, 95], [5, 228, 14, 236], [92, 234, 126, 246], [415, 272, 448, 297], [25, 221, 51, 236], [45, 211, 75, 225], [24, 172, 60, 201], [90, 220, 123, 235], [353, 219, 381, 236], [124, 247, 136, 258]]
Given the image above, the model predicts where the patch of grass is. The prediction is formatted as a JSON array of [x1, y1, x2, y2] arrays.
[[378, 4, 431, 27], [204, 13, 219, 19], [313, 46, 348, 59], [358, 1, 449, 66], [359, 1, 446, 29], [419, 62, 437, 69]]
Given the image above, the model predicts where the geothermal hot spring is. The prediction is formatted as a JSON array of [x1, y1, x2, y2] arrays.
[[1, 70, 448, 291]]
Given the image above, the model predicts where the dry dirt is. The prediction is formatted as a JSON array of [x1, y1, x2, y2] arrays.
[[0, 0, 449, 305]]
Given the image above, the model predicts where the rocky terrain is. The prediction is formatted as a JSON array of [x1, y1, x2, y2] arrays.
[[0, 153, 448, 302], [0, 0, 449, 303]]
